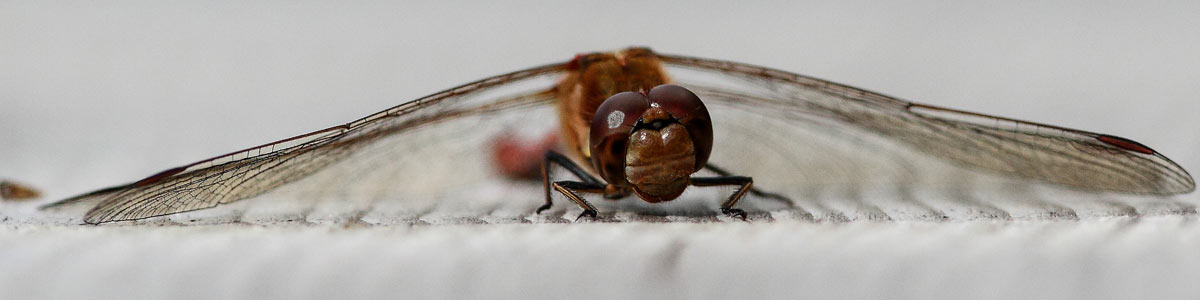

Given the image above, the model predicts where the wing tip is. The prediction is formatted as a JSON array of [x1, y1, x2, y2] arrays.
[[82, 208, 112, 224], [39, 184, 133, 210], [1095, 134, 1156, 155], [1178, 175, 1197, 194]]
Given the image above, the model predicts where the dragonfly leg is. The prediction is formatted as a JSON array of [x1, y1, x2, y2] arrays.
[[540, 151, 605, 217], [690, 176, 753, 220], [551, 181, 605, 221], [703, 164, 794, 207]]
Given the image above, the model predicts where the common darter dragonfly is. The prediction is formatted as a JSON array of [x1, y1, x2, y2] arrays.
[[43, 48, 1195, 224]]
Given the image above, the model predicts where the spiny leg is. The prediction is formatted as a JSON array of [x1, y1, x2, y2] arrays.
[[541, 151, 606, 216], [691, 176, 753, 219], [703, 164, 794, 207], [551, 180, 605, 221]]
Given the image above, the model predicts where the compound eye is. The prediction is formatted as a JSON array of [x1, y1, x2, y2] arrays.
[[588, 92, 651, 185], [646, 84, 713, 171], [647, 85, 705, 121], [591, 92, 648, 135]]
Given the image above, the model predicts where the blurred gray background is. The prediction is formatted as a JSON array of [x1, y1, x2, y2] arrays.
[[2, 1, 1199, 299]]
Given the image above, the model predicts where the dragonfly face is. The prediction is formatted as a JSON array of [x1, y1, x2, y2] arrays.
[[555, 48, 669, 166], [543, 48, 757, 219], [588, 85, 713, 202], [557, 48, 718, 203]]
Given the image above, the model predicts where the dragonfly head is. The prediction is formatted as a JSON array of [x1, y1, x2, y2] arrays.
[[589, 84, 713, 203]]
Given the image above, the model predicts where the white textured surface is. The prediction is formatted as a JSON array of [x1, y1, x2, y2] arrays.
[[4, 219, 1200, 300], [2, 1, 1199, 299]]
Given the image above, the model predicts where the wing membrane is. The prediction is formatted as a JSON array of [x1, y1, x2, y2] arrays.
[[659, 54, 1194, 195], [47, 62, 567, 224], [45, 51, 1194, 224]]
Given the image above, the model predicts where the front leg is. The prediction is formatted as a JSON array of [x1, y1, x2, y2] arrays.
[[550, 180, 605, 221], [541, 151, 607, 219], [690, 176, 753, 219]]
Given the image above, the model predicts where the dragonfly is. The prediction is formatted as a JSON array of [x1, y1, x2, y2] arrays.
[[43, 47, 1195, 224]]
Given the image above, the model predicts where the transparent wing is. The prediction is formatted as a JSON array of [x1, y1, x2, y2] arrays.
[[44, 51, 1194, 225], [45, 62, 568, 224], [658, 54, 1194, 197]]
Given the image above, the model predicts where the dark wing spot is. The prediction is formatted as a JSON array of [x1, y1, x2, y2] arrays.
[[133, 166, 188, 187], [1096, 134, 1155, 155]]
